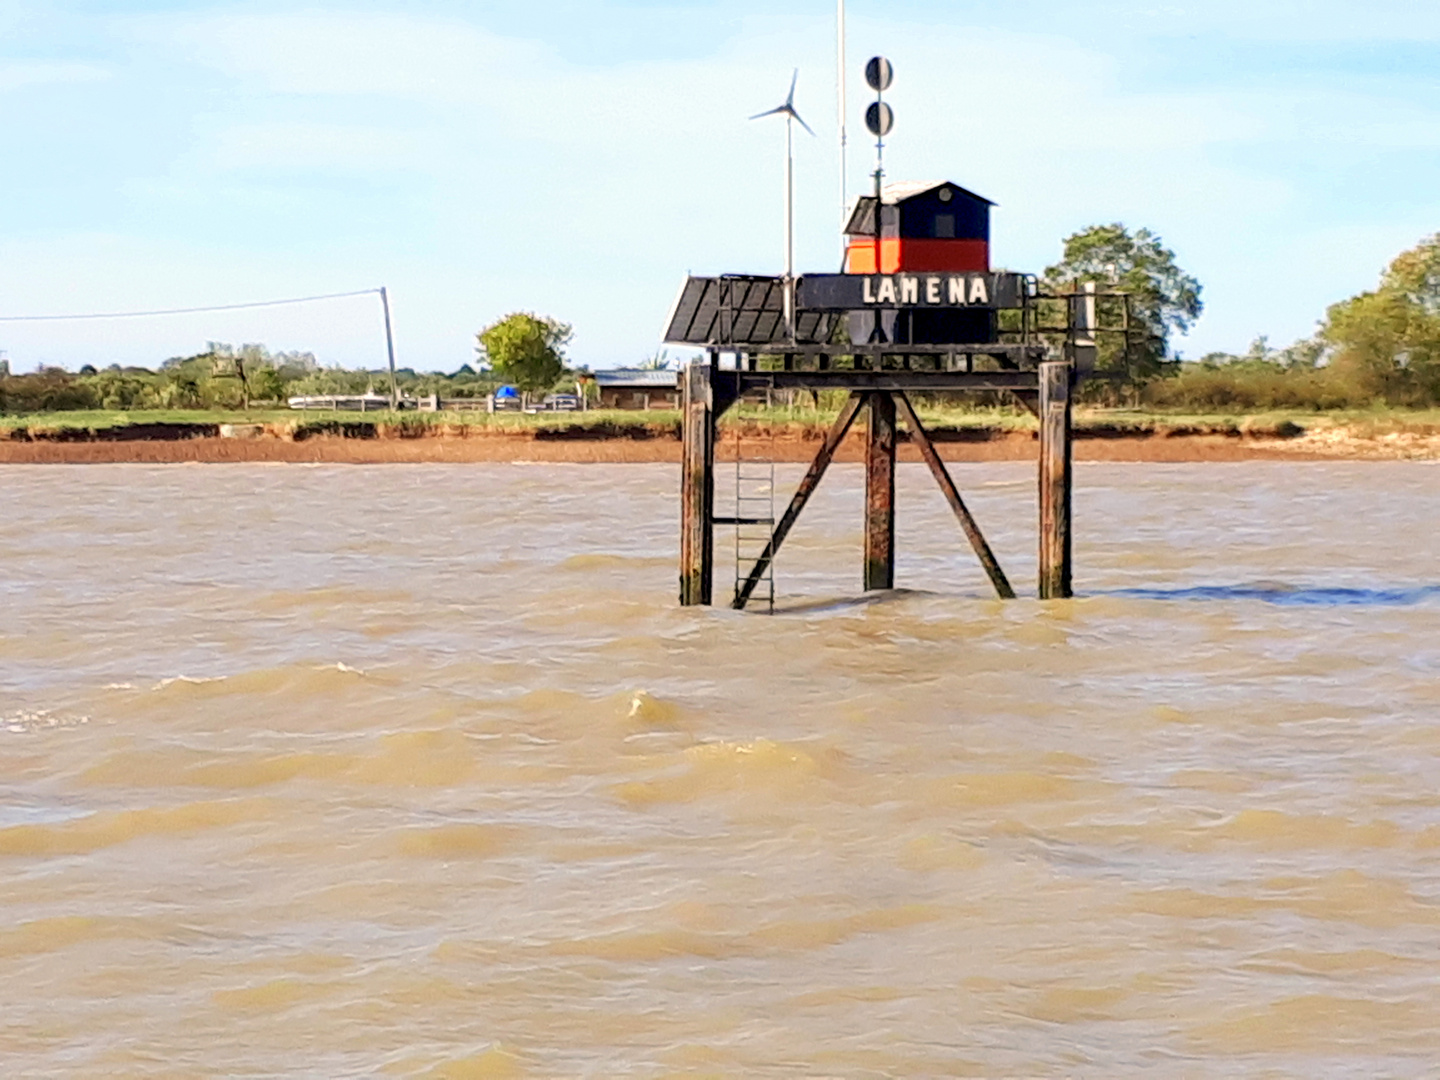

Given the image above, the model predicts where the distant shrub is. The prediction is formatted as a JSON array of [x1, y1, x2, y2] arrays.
[[1140, 362, 1375, 411], [286, 368, 374, 396], [0, 368, 97, 412], [78, 369, 162, 410]]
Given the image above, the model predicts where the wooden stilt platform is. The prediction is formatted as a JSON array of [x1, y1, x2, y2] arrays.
[[679, 355, 1075, 608], [666, 273, 1117, 608]]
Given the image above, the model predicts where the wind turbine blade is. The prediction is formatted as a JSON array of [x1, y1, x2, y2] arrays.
[[792, 109, 816, 137], [786, 68, 798, 108], [749, 105, 788, 120]]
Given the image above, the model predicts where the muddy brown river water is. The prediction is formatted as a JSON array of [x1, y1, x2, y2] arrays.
[[2, 461, 1439, 1078]]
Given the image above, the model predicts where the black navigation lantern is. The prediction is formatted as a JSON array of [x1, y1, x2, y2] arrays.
[[863, 57, 894, 269], [864, 101, 893, 138], [865, 56, 893, 93]]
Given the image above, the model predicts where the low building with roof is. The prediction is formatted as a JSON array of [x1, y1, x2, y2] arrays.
[[594, 368, 679, 410]]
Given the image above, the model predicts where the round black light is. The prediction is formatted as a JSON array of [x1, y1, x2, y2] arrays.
[[865, 101, 893, 137], [864, 56, 893, 92]]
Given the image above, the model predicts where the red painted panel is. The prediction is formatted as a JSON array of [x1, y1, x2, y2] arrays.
[[845, 239, 989, 274], [898, 239, 989, 272]]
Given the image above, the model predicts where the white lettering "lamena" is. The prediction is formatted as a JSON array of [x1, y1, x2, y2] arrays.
[[863, 275, 988, 305]]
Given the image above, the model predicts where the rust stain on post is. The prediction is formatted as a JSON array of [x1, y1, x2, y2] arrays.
[[864, 391, 897, 591], [1038, 361, 1072, 599]]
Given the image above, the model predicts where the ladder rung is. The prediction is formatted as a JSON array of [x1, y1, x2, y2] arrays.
[[715, 516, 775, 526]]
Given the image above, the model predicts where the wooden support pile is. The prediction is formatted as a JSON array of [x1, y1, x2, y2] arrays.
[[679, 361, 1073, 609]]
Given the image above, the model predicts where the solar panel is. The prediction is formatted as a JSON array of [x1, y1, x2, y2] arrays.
[[661, 276, 835, 347]]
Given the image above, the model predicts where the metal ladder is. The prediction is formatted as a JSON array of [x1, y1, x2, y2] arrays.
[[731, 431, 776, 613]]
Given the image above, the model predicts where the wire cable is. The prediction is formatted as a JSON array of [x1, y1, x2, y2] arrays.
[[0, 288, 381, 323]]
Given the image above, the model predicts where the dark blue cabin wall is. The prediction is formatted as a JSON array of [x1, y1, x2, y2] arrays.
[[897, 189, 989, 241], [901, 307, 996, 345], [845, 308, 996, 346]]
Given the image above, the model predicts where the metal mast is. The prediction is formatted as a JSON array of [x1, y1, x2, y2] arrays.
[[750, 71, 814, 341], [864, 58, 894, 274], [785, 107, 794, 335], [837, 0, 847, 253]]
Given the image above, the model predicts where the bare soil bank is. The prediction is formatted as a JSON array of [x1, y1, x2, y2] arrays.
[[1, 418, 1415, 462]]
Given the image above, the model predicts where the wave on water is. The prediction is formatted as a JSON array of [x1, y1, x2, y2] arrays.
[[774, 588, 939, 615], [1105, 583, 1440, 607], [3, 709, 90, 734]]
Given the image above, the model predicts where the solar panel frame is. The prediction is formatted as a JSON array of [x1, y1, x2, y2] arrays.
[[661, 276, 834, 346]]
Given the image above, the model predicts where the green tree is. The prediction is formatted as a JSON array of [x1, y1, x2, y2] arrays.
[[249, 364, 286, 404], [1044, 224, 1203, 379], [79, 368, 160, 409], [1322, 234, 1440, 405], [288, 368, 372, 396], [476, 312, 572, 393], [0, 367, 97, 412], [1383, 233, 1440, 314]]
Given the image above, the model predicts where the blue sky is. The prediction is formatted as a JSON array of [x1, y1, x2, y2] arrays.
[[1, 0, 1437, 372]]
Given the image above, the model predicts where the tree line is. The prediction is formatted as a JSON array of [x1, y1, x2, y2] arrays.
[[0, 314, 589, 414], [4, 227, 1439, 414], [0, 342, 552, 414], [1046, 225, 1440, 410]]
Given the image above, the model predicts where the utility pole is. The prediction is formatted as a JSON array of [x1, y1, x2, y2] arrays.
[[380, 286, 398, 410]]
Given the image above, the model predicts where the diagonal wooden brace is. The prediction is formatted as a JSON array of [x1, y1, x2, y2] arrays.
[[732, 391, 866, 610], [894, 391, 1017, 599]]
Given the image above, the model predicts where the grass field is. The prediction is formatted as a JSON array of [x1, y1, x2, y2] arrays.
[[3, 404, 1440, 438]]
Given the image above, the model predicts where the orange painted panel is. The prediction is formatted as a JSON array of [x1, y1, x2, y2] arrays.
[[846, 238, 989, 274], [845, 239, 901, 274]]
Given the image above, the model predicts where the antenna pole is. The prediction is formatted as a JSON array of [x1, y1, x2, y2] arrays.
[[873, 91, 884, 274], [380, 286, 398, 410], [873, 140, 883, 274], [837, 0, 847, 249]]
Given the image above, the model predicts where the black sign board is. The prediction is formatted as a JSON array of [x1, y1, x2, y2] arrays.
[[798, 272, 1024, 310]]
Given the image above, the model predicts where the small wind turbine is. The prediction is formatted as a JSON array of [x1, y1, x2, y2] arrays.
[[751, 70, 814, 338]]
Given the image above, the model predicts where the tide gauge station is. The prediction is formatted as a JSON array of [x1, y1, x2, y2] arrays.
[[662, 58, 1127, 610]]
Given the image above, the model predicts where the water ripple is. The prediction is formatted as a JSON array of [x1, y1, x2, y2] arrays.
[[1104, 583, 1440, 607]]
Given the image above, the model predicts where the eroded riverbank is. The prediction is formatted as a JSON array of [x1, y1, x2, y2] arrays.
[[3, 417, 1431, 462]]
